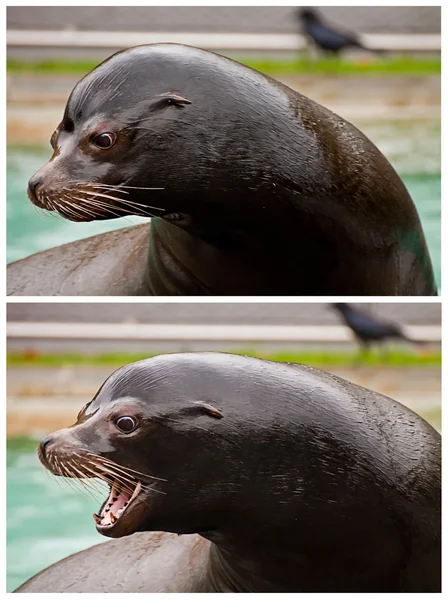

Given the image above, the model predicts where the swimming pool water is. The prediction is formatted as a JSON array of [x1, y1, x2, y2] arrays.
[[7, 437, 106, 592]]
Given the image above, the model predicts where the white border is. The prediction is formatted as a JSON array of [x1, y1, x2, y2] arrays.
[[3, 2, 445, 599]]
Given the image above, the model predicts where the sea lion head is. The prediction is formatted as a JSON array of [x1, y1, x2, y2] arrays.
[[40, 353, 315, 541], [27, 44, 291, 228]]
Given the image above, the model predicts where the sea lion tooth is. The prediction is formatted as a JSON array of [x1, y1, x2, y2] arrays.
[[129, 480, 142, 503], [110, 512, 116, 524], [93, 513, 102, 524]]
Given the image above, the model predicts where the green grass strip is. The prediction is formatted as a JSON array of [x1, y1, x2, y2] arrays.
[[7, 55, 441, 76], [7, 349, 441, 369]]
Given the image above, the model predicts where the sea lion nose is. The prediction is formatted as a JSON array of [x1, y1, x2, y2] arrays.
[[39, 435, 53, 459], [27, 174, 43, 205]]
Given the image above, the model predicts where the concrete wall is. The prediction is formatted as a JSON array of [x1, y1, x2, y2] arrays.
[[7, 302, 441, 326], [7, 6, 441, 34]]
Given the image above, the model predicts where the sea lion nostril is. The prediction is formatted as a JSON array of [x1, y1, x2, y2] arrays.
[[27, 176, 43, 203], [38, 435, 53, 458]]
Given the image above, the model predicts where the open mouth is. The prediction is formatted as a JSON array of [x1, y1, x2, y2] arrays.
[[37, 442, 157, 537], [94, 479, 142, 530]]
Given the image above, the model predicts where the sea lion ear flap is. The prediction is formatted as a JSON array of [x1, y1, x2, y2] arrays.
[[194, 402, 224, 419], [161, 92, 192, 106]]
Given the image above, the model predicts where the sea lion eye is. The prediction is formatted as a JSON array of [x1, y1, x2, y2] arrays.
[[50, 131, 57, 149], [93, 132, 116, 149], [115, 416, 137, 433]]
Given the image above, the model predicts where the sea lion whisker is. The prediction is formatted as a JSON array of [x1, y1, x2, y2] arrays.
[[70, 458, 115, 481], [61, 196, 100, 219], [63, 181, 119, 193], [68, 460, 102, 484], [78, 192, 166, 213], [91, 454, 166, 482], [40, 462, 68, 492], [63, 193, 164, 219], [33, 196, 52, 219], [63, 196, 123, 220], [69, 197, 121, 218], [53, 474, 77, 494], [69, 458, 156, 514], [79, 190, 131, 203], [66, 180, 164, 192], [74, 195, 153, 218], [108, 198, 166, 212], [67, 194, 134, 217], [60, 463, 74, 478], [56, 464, 85, 494], [44, 195, 65, 220], [44, 193, 56, 214], [52, 455, 62, 473], [76, 197, 142, 219], [86, 463, 149, 495], [55, 198, 85, 220], [68, 460, 109, 488], [75, 481, 106, 503], [67, 461, 110, 501], [87, 194, 164, 212], [61, 194, 95, 210], [61, 468, 101, 499], [74, 451, 166, 494], [102, 184, 164, 191], [93, 462, 167, 495], [83, 184, 130, 195], [76, 461, 140, 497]]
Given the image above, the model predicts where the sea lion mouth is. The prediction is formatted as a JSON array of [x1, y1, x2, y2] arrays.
[[95, 478, 143, 532], [38, 444, 163, 537]]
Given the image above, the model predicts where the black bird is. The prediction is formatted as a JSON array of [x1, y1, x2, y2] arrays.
[[298, 8, 367, 55], [332, 303, 412, 352]]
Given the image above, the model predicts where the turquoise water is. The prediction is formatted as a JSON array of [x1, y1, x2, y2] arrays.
[[7, 119, 441, 289], [7, 438, 107, 592]]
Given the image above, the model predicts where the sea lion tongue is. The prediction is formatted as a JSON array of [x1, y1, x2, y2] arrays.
[[96, 480, 142, 528]]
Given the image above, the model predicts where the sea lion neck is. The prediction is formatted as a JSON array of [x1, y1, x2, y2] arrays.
[[145, 208, 340, 295], [201, 534, 308, 592]]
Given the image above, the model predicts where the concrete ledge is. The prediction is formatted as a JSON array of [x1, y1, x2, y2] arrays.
[[6, 322, 442, 343], [7, 30, 442, 52]]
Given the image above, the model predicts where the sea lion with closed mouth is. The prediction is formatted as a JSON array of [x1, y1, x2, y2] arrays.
[[7, 43, 436, 295], [15, 353, 441, 592]]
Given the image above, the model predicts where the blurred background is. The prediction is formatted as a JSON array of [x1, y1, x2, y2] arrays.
[[7, 301, 441, 591], [6, 5, 441, 288]]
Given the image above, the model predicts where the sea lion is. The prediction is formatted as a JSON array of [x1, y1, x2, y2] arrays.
[[16, 353, 441, 592], [7, 44, 436, 296]]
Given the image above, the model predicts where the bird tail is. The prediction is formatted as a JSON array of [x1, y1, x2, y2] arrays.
[[351, 38, 385, 56], [392, 328, 424, 346]]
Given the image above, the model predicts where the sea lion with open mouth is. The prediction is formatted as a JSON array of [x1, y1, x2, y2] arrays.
[[15, 353, 441, 592], [7, 44, 436, 295]]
